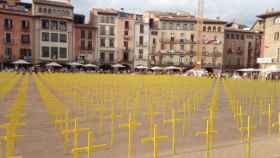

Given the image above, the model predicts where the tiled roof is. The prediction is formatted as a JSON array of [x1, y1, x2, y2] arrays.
[[257, 11, 280, 18]]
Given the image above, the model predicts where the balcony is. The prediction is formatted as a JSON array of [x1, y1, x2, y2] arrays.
[[160, 39, 196, 44]]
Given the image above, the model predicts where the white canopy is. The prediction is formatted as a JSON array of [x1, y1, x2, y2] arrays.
[[83, 64, 98, 68], [164, 66, 181, 71], [263, 65, 280, 73], [151, 66, 163, 71], [112, 64, 125, 68], [12, 59, 30, 65], [46, 62, 62, 67], [135, 65, 148, 69], [237, 68, 260, 72], [68, 62, 83, 67]]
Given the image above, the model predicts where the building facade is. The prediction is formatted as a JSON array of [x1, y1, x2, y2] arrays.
[[257, 10, 280, 68], [145, 11, 225, 72], [74, 14, 97, 64], [90, 8, 118, 65], [223, 28, 261, 71], [0, 0, 33, 68], [32, 0, 74, 64], [134, 20, 150, 67]]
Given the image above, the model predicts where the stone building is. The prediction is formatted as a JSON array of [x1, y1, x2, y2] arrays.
[[223, 27, 261, 72], [116, 11, 142, 68], [144, 11, 226, 72], [256, 10, 280, 68], [73, 14, 97, 64], [90, 8, 118, 65], [134, 18, 150, 67], [0, 0, 33, 67], [32, 0, 74, 64]]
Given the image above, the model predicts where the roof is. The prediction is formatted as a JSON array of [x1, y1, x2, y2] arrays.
[[92, 8, 119, 15], [159, 16, 227, 24], [257, 11, 280, 18], [224, 28, 259, 34], [33, 0, 73, 8], [74, 24, 97, 29]]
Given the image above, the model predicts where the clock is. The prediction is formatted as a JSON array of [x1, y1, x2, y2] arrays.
[[274, 17, 280, 24]]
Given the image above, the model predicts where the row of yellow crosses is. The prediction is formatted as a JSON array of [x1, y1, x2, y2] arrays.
[[0, 74, 28, 158], [224, 79, 280, 158], [33, 74, 216, 158]]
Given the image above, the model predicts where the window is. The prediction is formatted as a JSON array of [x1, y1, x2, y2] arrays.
[[81, 40, 85, 49], [231, 34, 235, 39], [109, 38, 114, 48], [213, 26, 217, 32], [125, 21, 129, 29], [100, 26, 106, 35], [161, 43, 165, 50], [59, 21, 67, 31], [4, 19, 13, 30], [50, 21, 58, 30], [109, 53, 114, 62], [48, 8, 52, 14], [236, 34, 240, 40], [139, 49, 143, 59], [274, 32, 280, 40], [153, 38, 156, 45], [22, 20, 29, 30], [124, 41, 128, 48], [20, 49, 31, 59], [100, 52, 105, 62], [100, 38, 106, 47], [21, 35, 30, 44], [51, 47, 58, 59], [207, 26, 211, 32], [41, 20, 49, 29], [88, 41, 92, 50], [191, 34, 195, 42], [241, 35, 244, 40], [227, 48, 232, 54], [4, 33, 12, 43], [139, 36, 144, 45], [109, 26, 115, 36], [190, 24, 194, 30], [42, 32, 49, 42], [88, 31, 92, 39], [176, 23, 181, 30], [51, 33, 58, 42], [42, 47, 49, 58], [217, 27, 222, 32], [202, 47, 206, 53], [226, 33, 230, 39], [4, 48, 12, 59], [140, 24, 144, 34], [60, 34, 67, 43], [180, 44, 185, 50], [59, 48, 67, 59], [124, 30, 129, 36], [81, 30, 86, 39]]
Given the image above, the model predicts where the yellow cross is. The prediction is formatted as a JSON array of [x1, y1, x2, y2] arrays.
[[240, 116, 255, 158], [62, 119, 90, 153], [260, 104, 273, 135], [272, 112, 280, 134], [54, 112, 75, 132], [180, 103, 191, 137], [163, 109, 183, 154], [196, 119, 217, 158], [141, 124, 168, 158], [0, 122, 25, 136], [119, 112, 141, 158], [95, 106, 109, 136], [105, 104, 121, 146], [72, 130, 109, 158], [0, 134, 24, 158], [144, 106, 161, 134]]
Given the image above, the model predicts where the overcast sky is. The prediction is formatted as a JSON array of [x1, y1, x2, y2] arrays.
[[22, 0, 280, 26]]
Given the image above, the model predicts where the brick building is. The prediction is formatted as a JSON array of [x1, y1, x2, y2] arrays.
[[0, 0, 33, 68], [73, 14, 97, 64], [256, 10, 280, 68]]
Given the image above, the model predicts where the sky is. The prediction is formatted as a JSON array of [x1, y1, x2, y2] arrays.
[[22, 0, 280, 26]]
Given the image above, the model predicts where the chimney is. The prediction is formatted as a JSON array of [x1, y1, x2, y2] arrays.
[[271, 8, 275, 12]]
